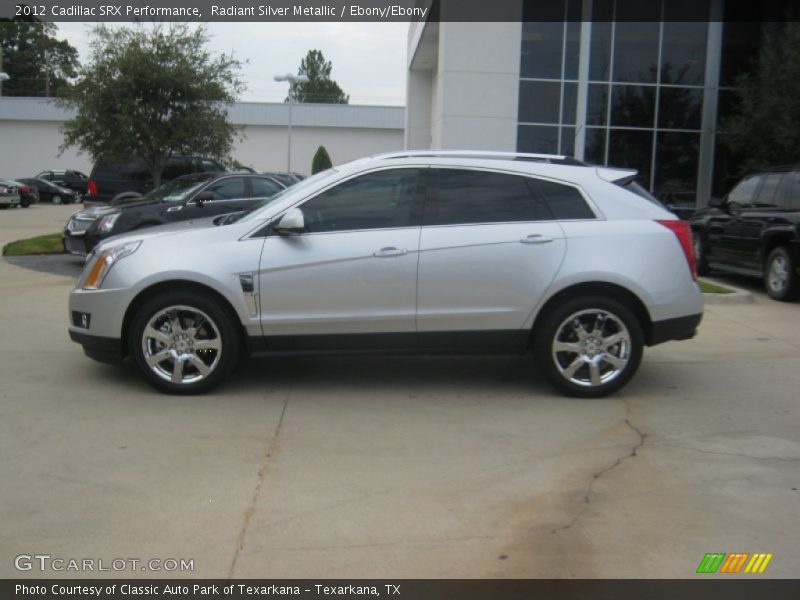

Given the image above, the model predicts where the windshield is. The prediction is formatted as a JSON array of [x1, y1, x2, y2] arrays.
[[232, 168, 339, 223], [144, 174, 215, 203]]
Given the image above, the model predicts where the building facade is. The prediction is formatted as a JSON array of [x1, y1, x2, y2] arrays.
[[0, 98, 404, 179], [406, 0, 788, 205]]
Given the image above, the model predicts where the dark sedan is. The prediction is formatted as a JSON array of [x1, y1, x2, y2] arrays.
[[62, 172, 286, 256], [16, 178, 81, 204]]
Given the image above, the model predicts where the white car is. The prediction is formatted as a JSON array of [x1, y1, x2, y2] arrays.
[[68, 151, 702, 397]]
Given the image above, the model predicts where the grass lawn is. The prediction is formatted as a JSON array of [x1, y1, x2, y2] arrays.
[[2, 233, 64, 257], [698, 279, 735, 294]]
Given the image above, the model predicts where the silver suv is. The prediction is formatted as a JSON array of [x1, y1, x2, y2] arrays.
[[68, 151, 703, 398]]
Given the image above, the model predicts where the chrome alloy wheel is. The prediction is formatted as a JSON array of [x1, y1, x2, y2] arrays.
[[551, 309, 632, 388], [768, 254, 789, 293], [141, 305, 222, 384]]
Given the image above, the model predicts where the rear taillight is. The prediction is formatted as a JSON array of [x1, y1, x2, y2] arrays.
[[19, 186, 30, 193], [657, 219, 696, 280], [87, 179, 98, 196]]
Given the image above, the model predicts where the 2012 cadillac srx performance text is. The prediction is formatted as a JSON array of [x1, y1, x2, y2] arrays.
[[68, 151, 703, 398]]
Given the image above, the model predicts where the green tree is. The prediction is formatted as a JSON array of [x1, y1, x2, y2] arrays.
[[292, 49, 349, 104], [0, 17, 79, 97], [721, 22, 800, 174], [59, 24, 244, 187], [311, 145, 333, 174]]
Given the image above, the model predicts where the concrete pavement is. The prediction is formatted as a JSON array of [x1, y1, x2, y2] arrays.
[[0, 205, 798, 579]]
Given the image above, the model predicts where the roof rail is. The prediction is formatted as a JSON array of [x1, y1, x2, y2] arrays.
[[374, 150, 587, 165]]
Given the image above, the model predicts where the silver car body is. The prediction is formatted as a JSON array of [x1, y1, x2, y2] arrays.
[[69, 151, 702, 394]]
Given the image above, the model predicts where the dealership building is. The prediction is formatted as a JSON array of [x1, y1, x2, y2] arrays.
[[406, 0, 792, 204]]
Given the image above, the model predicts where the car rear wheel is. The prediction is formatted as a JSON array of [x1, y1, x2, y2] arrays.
[[51, 194, 62, 205], [20, 198, 31, 208], [534, 296, 644, 398], [764, 246, 799, 301], [129, 291, 240, 394]]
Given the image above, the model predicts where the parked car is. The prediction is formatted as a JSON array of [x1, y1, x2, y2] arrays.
[[68, 150, 702, 397], [0, 179, 21, 208], [84, 155, 228, 205], [16, 178, 81, 204], [35, 169, 89, 195], [63, 172, 286, 256], [690, 166, 800, 301], [4, 179, 39, 207]]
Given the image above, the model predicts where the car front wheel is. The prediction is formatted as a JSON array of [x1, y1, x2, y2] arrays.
[[764, 246, 799, 301], [534, 296, 644, 398], [694, 232, 709, 276], [129, 291, 240, 394]]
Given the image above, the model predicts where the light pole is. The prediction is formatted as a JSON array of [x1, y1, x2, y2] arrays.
[[274, 73, 309, 173]]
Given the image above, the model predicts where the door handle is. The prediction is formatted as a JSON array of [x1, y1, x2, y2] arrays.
[[521, 234, 554, 244], [373, 247, 408, 257]]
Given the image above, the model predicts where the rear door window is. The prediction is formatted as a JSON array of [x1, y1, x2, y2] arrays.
[[727, 175, 762, 209], [424, 168, 547, 225], [755, 173, 784, 207], [251, 177, 283, 198]]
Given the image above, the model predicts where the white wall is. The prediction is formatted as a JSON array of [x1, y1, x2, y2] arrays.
[[406, 20, 522, 151], [0, 99, 404, 179]]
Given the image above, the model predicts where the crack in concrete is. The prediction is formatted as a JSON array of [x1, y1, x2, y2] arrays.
[[552, 403, 646, 534], [656, 442, 800, 463], [227, 384, 292, 579]]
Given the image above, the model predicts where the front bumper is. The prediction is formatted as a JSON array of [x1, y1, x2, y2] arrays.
[[0, 195, 20, 205], [69, 330, 123, 364]]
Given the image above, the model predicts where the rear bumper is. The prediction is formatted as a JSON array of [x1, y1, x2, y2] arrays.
[[69, 330, 124, 364], [647, 313, 702, 346]]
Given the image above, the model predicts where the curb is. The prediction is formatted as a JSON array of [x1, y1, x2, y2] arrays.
[[700, 277, 756, 305]]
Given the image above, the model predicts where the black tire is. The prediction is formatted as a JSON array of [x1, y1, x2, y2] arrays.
[[533, 295, 644, 398], [51, 194, 62, 205], [20, 199, 31, 208], [764, 246, 800, 301], [693, 231, 709, 276], [128, 290, 241, 394]]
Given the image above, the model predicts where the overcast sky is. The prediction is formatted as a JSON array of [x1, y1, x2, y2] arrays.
[[55, 22, 409, 106]]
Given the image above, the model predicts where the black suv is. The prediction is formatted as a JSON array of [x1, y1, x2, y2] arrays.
[[84, 156, 227, 205], [63, 172, 286, 256], [691, 167, 800, 300]]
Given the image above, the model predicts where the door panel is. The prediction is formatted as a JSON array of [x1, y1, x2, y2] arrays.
[[417, 223, 565, 332], [257, 167, 426, 338], [258, 229, 420, 336]]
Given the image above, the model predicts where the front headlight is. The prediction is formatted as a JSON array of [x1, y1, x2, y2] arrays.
[[82, 240, 141, 290], [97, 212, 121, 234]]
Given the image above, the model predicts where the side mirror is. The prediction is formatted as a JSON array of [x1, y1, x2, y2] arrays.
[[193, 191, 214, 207], [708, 196, 724, 208], [274, 208, 305, 235]]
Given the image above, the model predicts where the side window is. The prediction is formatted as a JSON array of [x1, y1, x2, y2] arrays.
[[530, 179, 595, 219], [203, 177, 246, 200], [424, 169, 544, 226], [301, 169, 423, 233], [727, 175, 761, 208], [251, 177, 283, 198], [755, 173, 784, 207]]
